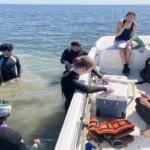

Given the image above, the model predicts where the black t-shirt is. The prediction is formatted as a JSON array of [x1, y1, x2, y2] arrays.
[[115, 20, 134, 41], [61, 71, 107, 102], [0, 127, 28, 150], [0, 55, 21, 82], [60, 48, 103, 77], [60, 48, 88, 64]]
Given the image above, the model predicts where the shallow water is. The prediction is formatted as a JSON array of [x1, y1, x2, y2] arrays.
[[0, 67, 65, 149], [0, 4, 149, 150]]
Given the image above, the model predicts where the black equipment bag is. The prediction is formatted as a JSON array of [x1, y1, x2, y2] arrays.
[[140, 57, 150, 83], [135, 98, 150, 125]]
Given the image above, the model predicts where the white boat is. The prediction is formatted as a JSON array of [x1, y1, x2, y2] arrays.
[[55, 36, 150, 150]]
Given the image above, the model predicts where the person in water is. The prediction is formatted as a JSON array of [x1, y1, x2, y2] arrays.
[[60, 40, 110, 80], [61, 55, 113, 112], [0, 43, 21, 84], [114, 11, 138, 75], [0, 100, 41, 150], [60, 41, 88, 72]]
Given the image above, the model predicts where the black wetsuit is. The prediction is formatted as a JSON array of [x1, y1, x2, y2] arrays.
[[0, 55, 21, 83], [61, 48, 88, 64], [60, 48, 88, 71], [61, 71, 107, 111], [60, 48, 103, 78], [115, 20, 134, 41], [0, 125, 28, 150]]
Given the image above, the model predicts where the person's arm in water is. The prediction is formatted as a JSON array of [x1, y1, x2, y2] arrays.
[[17, 138, 41, 150], [16, 56, 21, 78], [0, 56, 4, 84], [60, 49, 72, 71], [72, 79, 113, 93], [60, 49, 69, 64], [0, 72, 3, 85]]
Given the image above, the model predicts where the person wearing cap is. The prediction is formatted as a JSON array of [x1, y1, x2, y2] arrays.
[[0, 43, 21, 84], [114, 11, 138, 75], [0, 100, 41, 150]]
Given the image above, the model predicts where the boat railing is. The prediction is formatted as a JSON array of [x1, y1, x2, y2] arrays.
[[55, 74, 90, 150]]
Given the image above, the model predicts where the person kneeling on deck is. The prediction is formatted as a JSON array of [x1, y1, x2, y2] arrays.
[[0, 43, 21, 85], [60, 40, 110, 81], [114, 11, 138, 75], [61, 55, 113, 112], [0, 100, 41, 150]]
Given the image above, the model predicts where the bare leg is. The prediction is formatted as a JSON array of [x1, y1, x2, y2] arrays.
[[118, 48, 131, 75], [118, 48, 127, 64], [126, 48, 132, 64]]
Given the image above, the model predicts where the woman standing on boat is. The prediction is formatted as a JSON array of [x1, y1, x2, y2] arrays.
[[61, 55, 113, 112], [114, 11, 138, 75]]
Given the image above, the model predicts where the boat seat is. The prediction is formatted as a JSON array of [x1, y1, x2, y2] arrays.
[[95, 36, 150, 71]]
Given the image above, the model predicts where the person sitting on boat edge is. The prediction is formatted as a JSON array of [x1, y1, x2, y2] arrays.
[[60, 40, 110, 81], [61, 55, 113, 112], [114, 11, 138, 75], [0, 43, 21, 85], [0, 100, 41, 150]]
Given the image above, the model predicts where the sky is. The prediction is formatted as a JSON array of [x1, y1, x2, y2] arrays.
[[0, 0, 149, 5]]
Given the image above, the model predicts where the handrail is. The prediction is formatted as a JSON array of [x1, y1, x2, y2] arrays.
[[55, 74, 89, 150]]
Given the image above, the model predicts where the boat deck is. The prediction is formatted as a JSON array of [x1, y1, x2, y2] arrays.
[[55, 36, 150, 150], [84, 70, 150, 150]]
